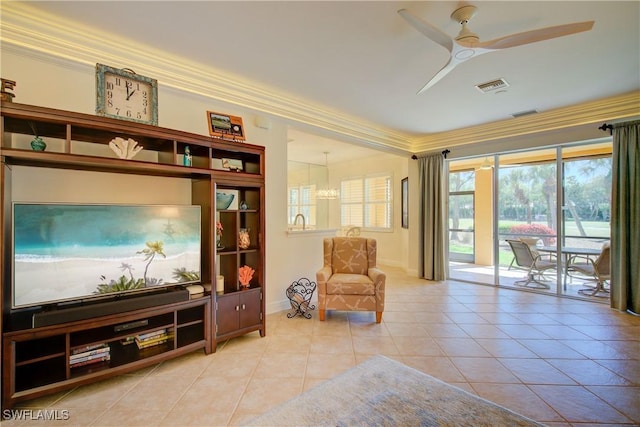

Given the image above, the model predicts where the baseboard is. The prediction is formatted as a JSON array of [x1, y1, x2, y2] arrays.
[[266, 298, 292, 315], [378, 258, 402, 268]]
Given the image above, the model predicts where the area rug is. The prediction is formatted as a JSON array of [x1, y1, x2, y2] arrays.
[[245, 355, 544, 426]]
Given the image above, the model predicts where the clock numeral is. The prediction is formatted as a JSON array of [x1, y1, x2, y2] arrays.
[[115, 108, 120, 115], [126, 110, 132, 118], [106, 90, 113, 99], [137, 112, 142, 119], [143, 99, 148, 107], [106, 82, 114, 90], [114, 77, 121, 86], [107, 99, 113, 107]]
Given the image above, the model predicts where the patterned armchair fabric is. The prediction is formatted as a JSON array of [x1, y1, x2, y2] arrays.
[[316, 237, 386, 323]]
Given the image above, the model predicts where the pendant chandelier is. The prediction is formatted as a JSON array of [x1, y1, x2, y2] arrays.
[[316, 152, 339, 200]]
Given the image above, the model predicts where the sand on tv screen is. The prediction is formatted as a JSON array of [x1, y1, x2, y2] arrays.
[[12, 203, 201, 309]]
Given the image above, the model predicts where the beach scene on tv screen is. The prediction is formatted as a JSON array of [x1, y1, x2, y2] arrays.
[[13, 204, 201, 308]]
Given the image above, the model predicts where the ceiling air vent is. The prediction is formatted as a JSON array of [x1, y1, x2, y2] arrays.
[[511, 109, 539, 118], [475, 78, 509, 93]]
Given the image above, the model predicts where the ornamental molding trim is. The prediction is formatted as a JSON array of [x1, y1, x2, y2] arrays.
[[1, 2, 408, 153], [409, 91, 640, 153]]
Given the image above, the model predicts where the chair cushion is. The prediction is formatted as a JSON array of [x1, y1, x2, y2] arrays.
[[571, 262, 595, 276], [331, 238, 369, 275], [327, 273, 375, 295]]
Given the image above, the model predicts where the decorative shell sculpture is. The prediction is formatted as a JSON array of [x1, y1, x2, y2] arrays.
[[238, 265, 255, 288], [109, 137, 143, 160], [238, 229, 251, 249]]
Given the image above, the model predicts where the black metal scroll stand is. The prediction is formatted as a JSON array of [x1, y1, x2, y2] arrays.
[[286, 278, 316, 319]]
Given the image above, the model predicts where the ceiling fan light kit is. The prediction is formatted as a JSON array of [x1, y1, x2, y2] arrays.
[[398, 5, 595, 94]]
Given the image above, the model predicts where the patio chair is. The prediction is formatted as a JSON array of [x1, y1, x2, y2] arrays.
[[508, 237, 540, 270], [506, 239, 556, 289], [569, 242, 611, 298]]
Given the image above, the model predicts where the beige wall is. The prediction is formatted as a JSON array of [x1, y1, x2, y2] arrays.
[[11, 167, 192, 205]]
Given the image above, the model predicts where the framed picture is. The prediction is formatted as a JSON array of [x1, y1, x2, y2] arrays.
[[401, 177, 408, 229], [222, 158, 244, 171], [206, 111, 245, 141]]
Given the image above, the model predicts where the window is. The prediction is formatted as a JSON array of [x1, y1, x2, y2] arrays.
[[288, 185, 316, 227], [340, 175, 392, 229]]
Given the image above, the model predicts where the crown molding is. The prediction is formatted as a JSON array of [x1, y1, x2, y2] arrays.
[[408, 91, 640, 153], [0, 2, 410, 152]]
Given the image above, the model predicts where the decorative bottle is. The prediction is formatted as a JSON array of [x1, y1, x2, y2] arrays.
[[183, 146, 192, 166]]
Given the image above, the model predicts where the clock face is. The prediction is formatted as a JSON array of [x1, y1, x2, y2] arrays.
[[96, 64, 158, 125], [104, 73, 152, 122]]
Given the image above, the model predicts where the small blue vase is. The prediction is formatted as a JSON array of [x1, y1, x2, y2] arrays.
[[183, 145, 192, 166], [30, 136, 46, 151]]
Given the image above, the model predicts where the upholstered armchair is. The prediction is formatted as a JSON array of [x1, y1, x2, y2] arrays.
[[316, 237, 386, 323]]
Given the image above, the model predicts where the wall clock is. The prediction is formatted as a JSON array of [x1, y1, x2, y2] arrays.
[[96, 63, 158, 125]]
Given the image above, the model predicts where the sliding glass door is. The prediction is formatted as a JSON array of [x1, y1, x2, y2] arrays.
[[496, 150, 558, 294], [560, 150, 612, 296], [447, 141, 612, 300]]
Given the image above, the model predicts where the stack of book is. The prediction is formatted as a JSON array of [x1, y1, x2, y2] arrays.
[[70, 343, 110, 368], [135, 329, 171, 349]]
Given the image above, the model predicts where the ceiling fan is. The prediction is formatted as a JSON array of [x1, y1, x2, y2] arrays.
[[398, 5, 594, 94]]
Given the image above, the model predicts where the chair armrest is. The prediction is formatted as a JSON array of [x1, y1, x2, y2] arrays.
[[567, 255, 596, 270], [368, 267, 386, 290], [316, 266, 332, 284], [567, 254, 591, 266], [316, 266, 332, 297], [534, 252, 556, 262]]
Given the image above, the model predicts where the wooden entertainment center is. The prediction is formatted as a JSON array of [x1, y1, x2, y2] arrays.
[[0, 102, 266, 409]]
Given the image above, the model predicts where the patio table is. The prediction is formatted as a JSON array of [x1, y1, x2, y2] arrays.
[[537, 246, 602, 290]]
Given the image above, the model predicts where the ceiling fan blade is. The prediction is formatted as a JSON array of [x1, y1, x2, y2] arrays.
[[473, 21, 594, 50], [416, 42, 493, 94], [398, 9, 453, 52], [417, 59, 458, 94]]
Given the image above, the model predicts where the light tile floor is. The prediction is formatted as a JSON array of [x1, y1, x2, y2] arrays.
[[5, 266, 639, 426]]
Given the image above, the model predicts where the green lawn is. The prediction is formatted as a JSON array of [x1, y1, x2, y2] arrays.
[[450, 218, 609, 265], [451, 218, 610, 237]]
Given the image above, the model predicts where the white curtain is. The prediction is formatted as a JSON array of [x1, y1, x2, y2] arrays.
[[610, 120, 640, 314], [418, 154, 447, 281]]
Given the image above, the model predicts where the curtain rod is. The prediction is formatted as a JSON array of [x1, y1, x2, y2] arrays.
[[599, 123, 613, 135], [411, 149, 450, 160]]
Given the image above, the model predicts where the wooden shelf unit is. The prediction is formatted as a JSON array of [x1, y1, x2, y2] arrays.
[[3, 298, 211, 409], [214, 183, 265, 341], [0, 102, 266, 409]]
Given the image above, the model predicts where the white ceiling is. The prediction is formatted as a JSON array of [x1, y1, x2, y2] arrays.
[[6, 1, 640, 164]]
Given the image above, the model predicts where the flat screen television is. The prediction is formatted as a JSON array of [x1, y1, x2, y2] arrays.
[[12, 203, 202, 309]]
